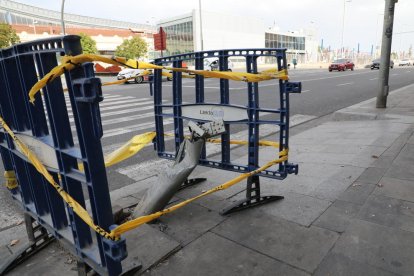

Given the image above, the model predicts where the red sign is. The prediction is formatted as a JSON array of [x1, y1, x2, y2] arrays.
[[154, 27, 166, 51]]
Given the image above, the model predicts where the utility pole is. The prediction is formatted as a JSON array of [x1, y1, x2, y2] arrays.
[[61, 0, 66, 35], [376, 0, 398, 108], [198, 0, 204, 51]]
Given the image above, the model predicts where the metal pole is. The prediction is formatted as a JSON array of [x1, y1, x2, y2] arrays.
[[341, 0, 346, 58], [61, 0, 66, 35], [198, 0, 204, 51], [376, 0, 398, 108]]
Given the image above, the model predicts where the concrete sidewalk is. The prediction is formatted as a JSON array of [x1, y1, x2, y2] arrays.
[[1, 83, 414, 275]]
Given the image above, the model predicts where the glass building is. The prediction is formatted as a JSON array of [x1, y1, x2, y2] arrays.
[[265, 32, 305, 51], [162, 20, 194, 56], [265, 32, 307, 63]]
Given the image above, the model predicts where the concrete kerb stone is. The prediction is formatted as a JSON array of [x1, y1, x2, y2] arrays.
[[333, 82, 414, 121]]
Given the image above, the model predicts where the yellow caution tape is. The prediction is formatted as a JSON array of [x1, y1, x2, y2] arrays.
[[206, 138, 279, 148], [110, 148, 288, 237], [0, 116, 117, 240], [0, 115, 288, 240], [104, 132, 156, 167], [4, 170, 18, 190], [77, 132, 156, 171], [28, 54, 288, 103]]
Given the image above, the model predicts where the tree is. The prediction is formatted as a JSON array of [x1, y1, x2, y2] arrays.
[[0, 23, 20, 49], [79, 33, 98, 54], [115, 36, 147, 59]]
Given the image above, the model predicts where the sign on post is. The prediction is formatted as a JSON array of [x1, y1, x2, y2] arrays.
[[154, 27, 166, 54]]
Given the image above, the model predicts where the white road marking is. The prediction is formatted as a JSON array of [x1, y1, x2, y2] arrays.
[[100, 101, 156, 111], [102, 119, 173, 139], [100, 112, 154, 126], [369, 77, 378, 80], [301, 89, 310, 93], [407, 71, 411, 73], [392, 73, 398, 76], [336, 82, 353, 86], [302, 70, 374, 82], [99, 98, 150, 107], [163, 84, 242, 90]]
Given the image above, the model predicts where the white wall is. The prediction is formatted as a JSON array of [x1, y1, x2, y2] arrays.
[[194, 10, 265, 51]]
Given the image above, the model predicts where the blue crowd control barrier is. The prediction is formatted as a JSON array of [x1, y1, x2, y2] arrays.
[[0, 36, 128, 275], [153, 49, 301, 214]]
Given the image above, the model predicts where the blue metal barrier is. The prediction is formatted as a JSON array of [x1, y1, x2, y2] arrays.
[[0, 36, 126, 275], [153, 49, 301, 214]]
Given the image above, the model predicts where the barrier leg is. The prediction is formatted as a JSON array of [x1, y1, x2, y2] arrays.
[[220, 175, 284, 215], [0, 214, 55, 274]]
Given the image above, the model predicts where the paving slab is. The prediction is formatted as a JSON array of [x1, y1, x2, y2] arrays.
[[371, 155, 396, 169], [357, 194, 414, 233], [7, 241, 77, 276], [151, 202, 227, 246], [313, 200, 361, 233], [337, 181, 376, 205], [230, 190, 331, 227], [374, 177, 414, 203], [385, 144, 414, 181], [122, 224, 181, 272], [314, 252, 398, 276], [356, 167, 387, 185], [381, 132, 413, 158], [332, 219, 414, 276], [145, 232, 309, 276], [0, 225, 27, 250], [260, 174, 325, 196], [212, 209, 338, 273], [310, 178, 355, 201]]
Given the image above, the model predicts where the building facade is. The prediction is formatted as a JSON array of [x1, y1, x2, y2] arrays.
[[0, 0, 319, 63], [0, 0, 156, 57], [157, 10, 319, 64]]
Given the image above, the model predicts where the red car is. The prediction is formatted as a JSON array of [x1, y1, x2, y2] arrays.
[[329, 59, 355, 72]]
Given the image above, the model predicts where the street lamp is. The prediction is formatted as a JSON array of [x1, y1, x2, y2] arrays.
[[340, 0, 352, 58], [199, 0, 204, 51], [61, 0, 66, 35]]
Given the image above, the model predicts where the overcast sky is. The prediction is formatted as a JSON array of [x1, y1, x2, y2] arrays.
[[16, 0, 414, 53]]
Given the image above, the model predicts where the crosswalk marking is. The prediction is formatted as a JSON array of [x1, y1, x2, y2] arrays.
[[102, 119, 173, 139], [99, 98, 150, 107]]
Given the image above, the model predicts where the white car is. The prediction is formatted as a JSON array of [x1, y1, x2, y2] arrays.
[[203, 58, 234, 71], [399, 59, 411, 66], [117, 68, 149, 84]]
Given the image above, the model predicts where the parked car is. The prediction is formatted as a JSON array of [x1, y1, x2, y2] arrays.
[[328, 59, 355, 72], [370, 59, 394, 70], [399, 59, 411, 66], [117, 68, 150, 83]]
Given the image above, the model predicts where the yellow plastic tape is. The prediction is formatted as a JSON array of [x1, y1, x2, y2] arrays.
[[28, 54, 289, 103], [110, 148, 288, 236], [77, 131, 156, 171], [0, 116, 117, 240], [4, 170, 18, 190], [0, 115, 288, 240], [104, 132, 156, 167]]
